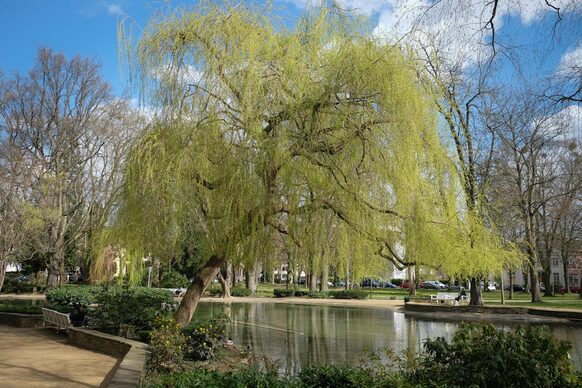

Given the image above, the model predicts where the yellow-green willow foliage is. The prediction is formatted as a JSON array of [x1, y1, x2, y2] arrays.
[[105, 3, 519, 285]]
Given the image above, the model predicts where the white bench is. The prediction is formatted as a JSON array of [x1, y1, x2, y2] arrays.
[[430, 292, 467, 305], [42, 308, 71, 332]]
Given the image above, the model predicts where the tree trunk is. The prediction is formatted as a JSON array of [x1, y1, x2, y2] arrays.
[[0, 260, 6, 293], [509, 270, 514, 300], [47, 237, 66, 289], [245, 261, 259, 295], [309, 271, 317, 292], [469, 277, 483, 306], [563, 254, 570, 294], [320, 266, 329, 292], [218, 265, 231, 298], [529, 264, 541, 303], [174, 255, 225, 327], [543, 263, 553, 296]]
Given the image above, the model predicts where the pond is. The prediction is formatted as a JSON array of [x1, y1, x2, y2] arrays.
[[195, 301, 582, 374]]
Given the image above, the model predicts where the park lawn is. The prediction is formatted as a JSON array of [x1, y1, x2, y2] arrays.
[[483, 291, 582, 310]]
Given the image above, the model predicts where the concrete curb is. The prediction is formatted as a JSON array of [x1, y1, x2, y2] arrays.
[[404, 302, 582, 324], [68, 327, 147, 388]]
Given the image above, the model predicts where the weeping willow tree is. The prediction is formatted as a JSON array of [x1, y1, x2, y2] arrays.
[[106, 3, 519, 326]]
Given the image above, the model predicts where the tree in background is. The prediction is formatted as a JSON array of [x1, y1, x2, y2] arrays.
[[0, 48, 140, 288]]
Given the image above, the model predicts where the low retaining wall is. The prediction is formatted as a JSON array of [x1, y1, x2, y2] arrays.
[[404, 302, 582, 322], [0, 312, 43, 327], [68, 327, 147, 388]]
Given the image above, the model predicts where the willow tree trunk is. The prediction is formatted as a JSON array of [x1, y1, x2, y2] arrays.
[[309, 271, 317, 292], [320, 266, 329, 292], [245, 261, 259, 295], [469, 277, 483, 306], [218, 264, 231, 298], [174, 255, 225, 327]]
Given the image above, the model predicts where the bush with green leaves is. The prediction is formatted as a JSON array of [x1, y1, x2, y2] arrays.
[[390, 279, 403, 287], [329, 290, 369, 300], [298, 365, 375, 387], [308, 291, 328, 299], [144, 368, 286, 388], [273, 289, 295, 298], [231, 287, 251, 297], [46, 286, 100, 312], [294, 290, 308, 297], [206, 287, 222, 296], [408, 323, 581, 388], [182, 312, 230, 361], [147, 317, 187, 373], [158, 271, 190, 288], [90, 286, 174, 337], [0, 300, 45, 314]]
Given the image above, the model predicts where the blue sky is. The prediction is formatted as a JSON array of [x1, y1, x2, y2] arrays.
[[1, 1, 580, 97]]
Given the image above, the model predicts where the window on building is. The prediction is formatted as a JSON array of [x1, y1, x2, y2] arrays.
[[552, 258, 560, 267], [570, 275, 579, 285], [553, 272, 560, 285]]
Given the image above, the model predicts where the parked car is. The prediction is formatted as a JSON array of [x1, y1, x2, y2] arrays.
[[420, 281, 446, 290], [559, 286, 581, 294], [446, 284, 461, 291], [401, 281, 410, 289], [421, 280, 447, 290], [486, 282, 496, 292], [505, 284, 525, 292], [361, 278, 381, 288], [383, 282, 397, 288]]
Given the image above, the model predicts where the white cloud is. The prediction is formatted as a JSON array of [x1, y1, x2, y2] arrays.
[[556, 43, 582, 77], [282, 0, 388, 16], [106, 3, 125, 16]]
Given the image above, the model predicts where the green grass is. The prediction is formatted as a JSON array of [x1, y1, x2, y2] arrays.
[[483, 291, 582, 310]]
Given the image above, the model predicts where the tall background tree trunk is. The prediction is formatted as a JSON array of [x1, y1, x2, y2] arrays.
[[174, 255, 225, 327], [469, 277, 483, 305], [0, 260, 6, 293]]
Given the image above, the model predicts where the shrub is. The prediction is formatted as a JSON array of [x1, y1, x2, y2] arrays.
[[231, 287, 251, 297], [390, 278, 403, 287], [294, 290, 308, 297], [408, 323, 580, 388], [182, 312, 230, 361], [329, 290, 369, 300], [273, 289, 295, 298], [308, 291, 328, 299], [298, 365, 374, 388], [207, 287, 222, 296], [46, 286, 100, 312], [147, 317, 187, 373], [0, 300, 44, 314], [91, 286, 174, 337], [145, 368, 285, 388], [158, 271, 190, 288], [1, 273, 33, 294]]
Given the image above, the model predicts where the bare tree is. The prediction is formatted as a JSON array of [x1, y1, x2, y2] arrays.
[[0, 48, 139, 288]]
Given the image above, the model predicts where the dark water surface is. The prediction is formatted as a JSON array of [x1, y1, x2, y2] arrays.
[[195, 301, 582, 374]]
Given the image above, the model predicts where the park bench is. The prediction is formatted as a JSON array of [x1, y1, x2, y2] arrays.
[[42, 308, 71, 332], [430, 292, 467, 305]]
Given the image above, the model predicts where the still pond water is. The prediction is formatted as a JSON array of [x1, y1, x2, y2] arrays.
[[195, 301, 582, 374]]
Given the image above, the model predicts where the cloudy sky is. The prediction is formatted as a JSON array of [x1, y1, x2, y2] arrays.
[[1, 0, 580, 97]]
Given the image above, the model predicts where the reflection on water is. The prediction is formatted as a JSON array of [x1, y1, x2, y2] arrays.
[[195, 302, 582, 374]]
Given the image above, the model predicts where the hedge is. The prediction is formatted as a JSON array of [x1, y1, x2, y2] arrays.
[[329, 290, 369, 300], [273, 289, 295, 298]]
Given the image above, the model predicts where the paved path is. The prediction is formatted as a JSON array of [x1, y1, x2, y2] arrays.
[[0, 325, 118, 388]]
